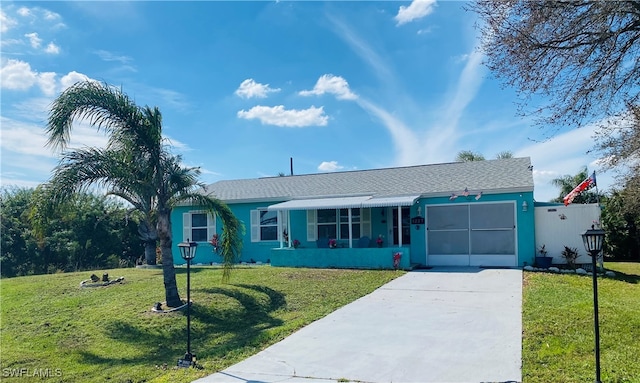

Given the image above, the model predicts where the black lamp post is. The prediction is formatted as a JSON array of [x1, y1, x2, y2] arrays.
[[177, 239, 198, 368], [581, 227, 605, 383]]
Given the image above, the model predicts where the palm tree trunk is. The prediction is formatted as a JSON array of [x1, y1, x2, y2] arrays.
[[157, 208, 181, 307], [144, 241, 157, 265]]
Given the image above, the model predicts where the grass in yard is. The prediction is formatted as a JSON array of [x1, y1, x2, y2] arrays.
[[522, 262, 640, 383], [0, 266, 402, 382]]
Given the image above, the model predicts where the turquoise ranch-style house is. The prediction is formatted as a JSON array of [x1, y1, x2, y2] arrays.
[[171, 157, 536, 269]]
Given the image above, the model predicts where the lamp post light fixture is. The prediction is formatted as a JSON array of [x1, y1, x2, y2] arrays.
[[581, 227, 606, 383], [177, 239, 198, 368]]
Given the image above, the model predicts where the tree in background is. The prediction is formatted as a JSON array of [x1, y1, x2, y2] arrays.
[[455, 150, 513, 162], [456, 150, 485, 162], [495, 151, 513, 159], [468, 1, 639, 135], [44, 81, 243, 307], [601, 190, 640, 260], [593, 103, 640, 213], [1, 187, 140, 277]]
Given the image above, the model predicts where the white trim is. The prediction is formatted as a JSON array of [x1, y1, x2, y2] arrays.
[[268, 196, 372, 211], [306, 210, 317, 241], [361, 195, 419, 208]]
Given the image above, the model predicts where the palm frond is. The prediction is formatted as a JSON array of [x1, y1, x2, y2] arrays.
[[46, 81, 146, 152]]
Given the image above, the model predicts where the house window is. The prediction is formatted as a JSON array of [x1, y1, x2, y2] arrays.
[[182, 211, 216, 243], [250, 209, 279, 242], [317, 209, 337, 239], [313, 208, 367, 240], [340, 208, 361, 239]]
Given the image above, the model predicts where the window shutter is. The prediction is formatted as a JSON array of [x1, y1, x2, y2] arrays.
[[183, 212, 191, 242], [207, 213, 216, 240], [306, 210, 317, 241], [362, 208, 371, 237], [250, 210, 260, 242]]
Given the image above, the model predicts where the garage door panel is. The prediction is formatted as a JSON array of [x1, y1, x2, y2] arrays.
[[470, 254, 516, 267], [428, 231, 469, 254], [470, 230, 515, 254], [429, 254, 470, 266], [426, 202, 516, 267]]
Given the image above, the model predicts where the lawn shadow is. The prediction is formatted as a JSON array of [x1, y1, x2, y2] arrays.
[[77, 283, 287, 368], [608, 270, 640, 284]]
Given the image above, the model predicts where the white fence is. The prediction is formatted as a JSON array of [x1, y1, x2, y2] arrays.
[[534, 203, 601, 265]]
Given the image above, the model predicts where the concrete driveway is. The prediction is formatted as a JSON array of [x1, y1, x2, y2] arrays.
[[194, 267, 522, 383]]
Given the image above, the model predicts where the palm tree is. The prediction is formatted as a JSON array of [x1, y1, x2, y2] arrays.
[[550, 166, 601, 204], [495, 151, 513, 159], [44, 81, 243, 307], [456, 150, 485, 162]]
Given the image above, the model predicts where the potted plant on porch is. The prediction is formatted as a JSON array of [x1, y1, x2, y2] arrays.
[[535, 244, 553, 268]]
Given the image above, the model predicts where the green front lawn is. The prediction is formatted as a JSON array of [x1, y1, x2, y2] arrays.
[[0, 267, 402, 382], [2, 262, 639, 382], [523, 262, 640, 382]]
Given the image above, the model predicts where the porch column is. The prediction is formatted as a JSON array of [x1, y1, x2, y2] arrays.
[[287, 210, 291, 248], [397, 205, 402, 247], [348, 208, 353, 248], [277, 210, 284, 249]]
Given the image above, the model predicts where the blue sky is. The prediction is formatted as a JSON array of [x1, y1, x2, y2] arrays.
[[0, 1, 614, 202]]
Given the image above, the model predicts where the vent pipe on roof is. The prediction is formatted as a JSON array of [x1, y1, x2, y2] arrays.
[[290, 157, 293, 176]]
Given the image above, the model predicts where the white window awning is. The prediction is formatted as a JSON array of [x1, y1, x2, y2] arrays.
[[268, 195, 419, 211], [267, 195, 372, 211], [360, 195, 419, 208]]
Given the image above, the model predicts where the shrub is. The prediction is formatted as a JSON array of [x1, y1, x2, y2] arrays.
[[561, 246, 579, 269]]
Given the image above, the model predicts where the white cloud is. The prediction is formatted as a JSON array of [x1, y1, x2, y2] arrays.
[[327, 15, 395, 86], [44, 42, 60, 54], [1, 59, 92, 95], [24, 32, 42, 48], [0, 117, 52, 157], [43, 10, 61, 21], [1, 10, 17, 33], [17, 7, 32, 17], [395, 0, 437, 26], [93, 49, 132, 64], [237, 105, 328, 127], [235, 79, 280, 99], [299, 74, 357, 100], [1, 59, 38, 90], [60, 71, 91, 91], [356, 98, 421, 165], [38, 72, 57, 96], [318, 161, 344, 172]]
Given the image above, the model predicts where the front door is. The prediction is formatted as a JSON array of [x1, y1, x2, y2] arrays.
[[390, 206, 411, 245]]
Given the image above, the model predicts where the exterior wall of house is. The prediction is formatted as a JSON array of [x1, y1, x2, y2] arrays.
[[171, 190, 535, 268], [172, 202, 287, 265]]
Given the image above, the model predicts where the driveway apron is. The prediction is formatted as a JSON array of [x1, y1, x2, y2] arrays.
[[194, 267, 522, 383]]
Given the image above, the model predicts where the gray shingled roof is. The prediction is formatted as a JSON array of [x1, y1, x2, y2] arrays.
[[202, 157, 534, 203]]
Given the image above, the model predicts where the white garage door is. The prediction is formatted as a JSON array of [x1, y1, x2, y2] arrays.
[[426, 202, 516, 267]]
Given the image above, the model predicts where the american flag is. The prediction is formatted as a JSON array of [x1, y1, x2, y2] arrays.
[[563, 172, 597, 206]]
